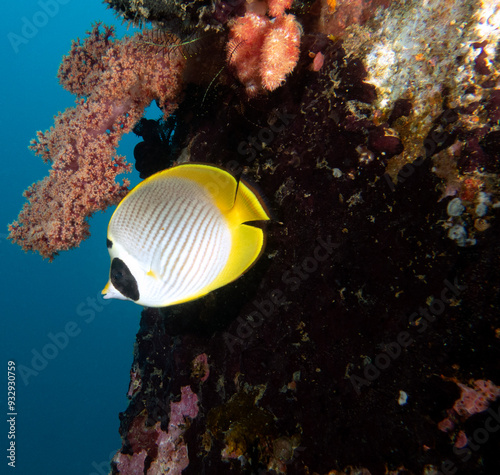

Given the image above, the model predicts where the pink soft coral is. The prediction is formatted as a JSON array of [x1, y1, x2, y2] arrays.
[[113, 386, 199, 475], [9, 24, 185, 260], [227, 2, 301, 96], [438, 379, 500, 433]]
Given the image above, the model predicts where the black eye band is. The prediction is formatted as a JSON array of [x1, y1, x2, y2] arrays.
[[110, 258, 140, 301]]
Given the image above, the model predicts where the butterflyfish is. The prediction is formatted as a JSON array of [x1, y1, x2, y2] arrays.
[[101, 163, 271, 307]]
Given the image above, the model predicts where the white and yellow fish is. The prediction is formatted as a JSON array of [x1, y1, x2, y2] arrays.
[[102, 163, 270, 307]]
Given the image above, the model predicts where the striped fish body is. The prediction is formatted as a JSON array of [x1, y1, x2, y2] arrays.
[[102, 164, 270, 307]]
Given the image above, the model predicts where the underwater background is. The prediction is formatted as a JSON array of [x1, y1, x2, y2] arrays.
[[1, 1, 143, 473], [2, 0, 500, 474]]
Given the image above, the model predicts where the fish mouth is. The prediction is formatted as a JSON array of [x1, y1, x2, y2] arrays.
[[101, 280, 110, 295], [101, 280, 127, 300]]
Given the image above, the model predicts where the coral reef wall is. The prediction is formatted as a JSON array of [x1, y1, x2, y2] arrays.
[[108, 0, 500, 472], [10, 0, 500, 473]]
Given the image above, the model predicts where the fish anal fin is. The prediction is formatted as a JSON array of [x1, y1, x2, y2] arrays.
[[214, 224, 265, 289], [173, 224, 265, 306]]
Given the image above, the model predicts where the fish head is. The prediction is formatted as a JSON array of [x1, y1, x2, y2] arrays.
[[101, 238, 157, 305]]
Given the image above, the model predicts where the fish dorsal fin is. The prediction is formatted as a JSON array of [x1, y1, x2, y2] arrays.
[[157, 164, 270, 225], [162, 163, 239, 212]]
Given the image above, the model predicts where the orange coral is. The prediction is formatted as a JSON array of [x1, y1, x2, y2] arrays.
[[227, 13, 271, 96], [8, 24, 185, 259], [268, 0, 293, 17], [261, 14, 301, 91], [227, 10, 301, 96], [318, 0, 390, 38]]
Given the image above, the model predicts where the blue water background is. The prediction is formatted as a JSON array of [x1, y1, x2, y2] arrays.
[[1, 1, 152, 473]]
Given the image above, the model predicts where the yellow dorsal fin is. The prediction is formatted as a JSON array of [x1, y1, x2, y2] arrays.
[[111, 164, 239, 222], [158, 163, 271, 226], [162, 163, 239, 212]]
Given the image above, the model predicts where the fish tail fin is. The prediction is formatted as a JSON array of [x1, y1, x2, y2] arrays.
[[216, 180, 271, 285]]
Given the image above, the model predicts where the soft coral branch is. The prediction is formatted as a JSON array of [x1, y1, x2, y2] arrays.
[[9, 24, 185, 260], [227, 2, 301, 96]]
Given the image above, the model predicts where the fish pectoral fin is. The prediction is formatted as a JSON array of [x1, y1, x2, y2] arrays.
[[147, 269, 160, 280]]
